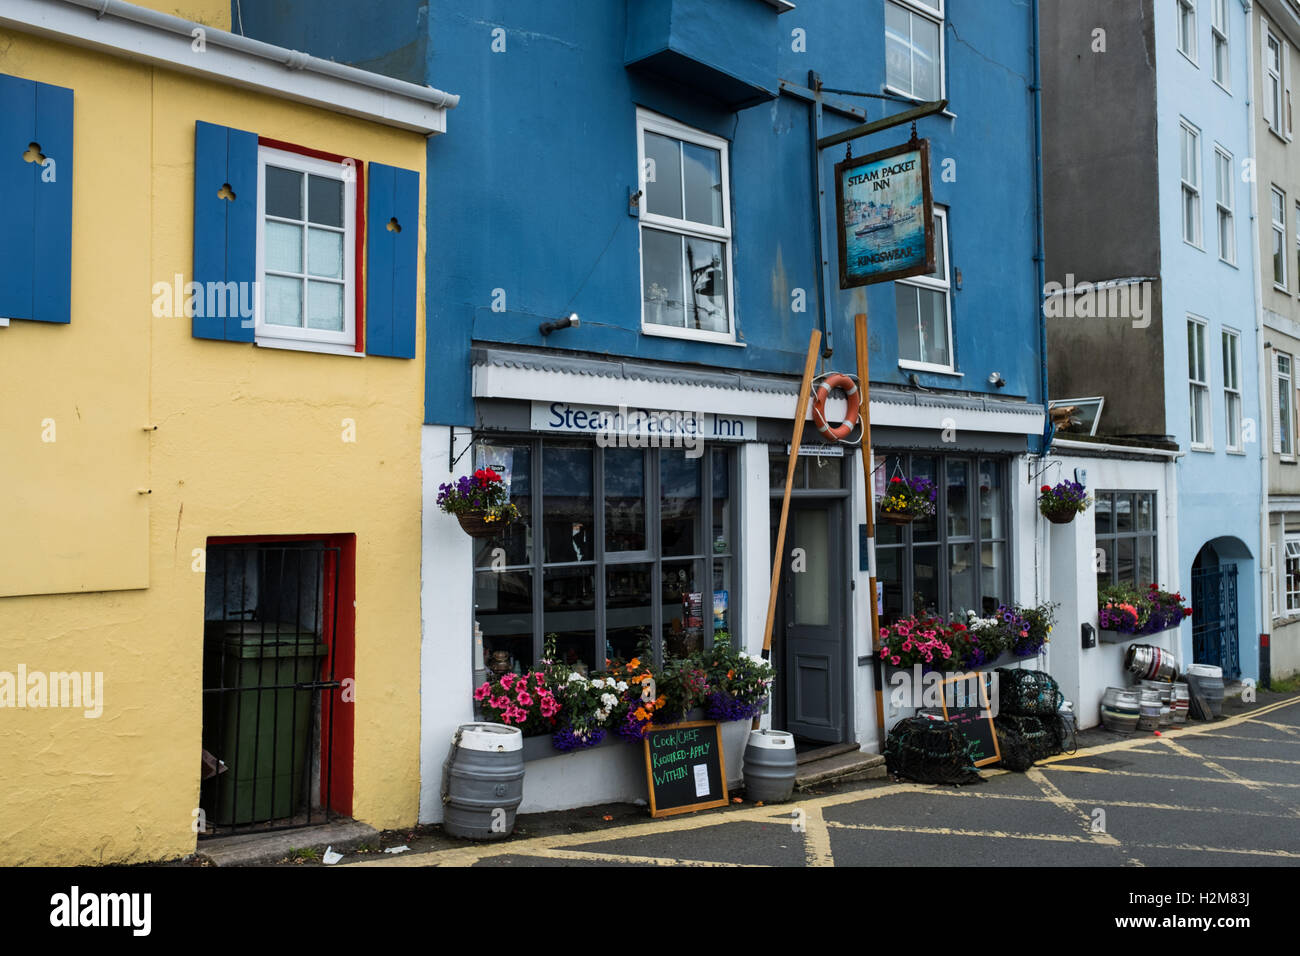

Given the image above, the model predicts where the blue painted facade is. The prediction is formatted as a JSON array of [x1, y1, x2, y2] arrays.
[[237, 0, 1046, 429], [1154, 0, 1262, 681]]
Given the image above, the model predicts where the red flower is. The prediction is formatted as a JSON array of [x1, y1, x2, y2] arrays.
[[1148, 583, 1158, 590], [1040, 485, 1051, 493], [1183, 607, 1193, 617], [890, 477, 903, 483]]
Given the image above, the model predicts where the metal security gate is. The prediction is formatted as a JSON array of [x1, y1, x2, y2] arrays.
[[1191, 563, 1240, 679], [200, 543, 341, 837]]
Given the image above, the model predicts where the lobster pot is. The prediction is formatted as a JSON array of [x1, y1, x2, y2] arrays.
[[1170, 683, 1190, 724], [742, 730, 797, 803], [1101, 687, 1140, 734], [1125, 644, 1178, 682], [1185, 664, 1225, 719], [443, 723, 525, 840], [1136, 688, 1162, 732]]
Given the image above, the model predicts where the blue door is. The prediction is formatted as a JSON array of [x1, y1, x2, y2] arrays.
[[1191, 563, 1240, 679]]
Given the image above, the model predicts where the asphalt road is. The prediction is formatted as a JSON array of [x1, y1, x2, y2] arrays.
[[341, 692, 1300, 868]]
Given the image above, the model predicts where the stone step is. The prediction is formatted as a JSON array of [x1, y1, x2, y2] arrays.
[[795, 750, 887, 789], [795, 742, 860, 766], [198, 819, 378, 866]]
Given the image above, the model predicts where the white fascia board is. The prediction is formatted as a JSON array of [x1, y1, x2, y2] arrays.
[[473, 363, 1044, 436], [2, 0, 455, 135]]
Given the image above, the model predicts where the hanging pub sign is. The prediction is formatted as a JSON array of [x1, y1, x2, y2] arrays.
[[834, 139, 934, 288]]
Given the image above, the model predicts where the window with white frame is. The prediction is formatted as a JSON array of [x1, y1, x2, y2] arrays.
[[1271, 542, 1280, 618], [1264, 25, 1292, 138], [1272, 187, 1288, 289], [1223, 328, 1243, 452], [637, 110, 734, 342], [1211, 0, 1229, 86], [1178, 0, 1198, 63], [895, 206, 952, 372], [884, 0, 944, 101], [1287, 539, 1300, 612], [1181, 121, 1202, 247], [256, 147, 356, 351], [1276, 351, 1295, 457], [1188, 317, 1211, 449], [1214, 146, 1234, 262]]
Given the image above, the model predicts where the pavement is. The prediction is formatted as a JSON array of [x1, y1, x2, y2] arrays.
[[254, 690, 1300, 868]]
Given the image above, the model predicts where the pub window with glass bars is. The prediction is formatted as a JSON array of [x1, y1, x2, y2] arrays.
[[875, 453, 1010, 625], [1095, 491, 1158, 590], [471, 439, 738, 676]]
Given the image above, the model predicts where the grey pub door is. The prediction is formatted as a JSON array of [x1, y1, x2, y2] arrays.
[[772, 501, 846, 743]]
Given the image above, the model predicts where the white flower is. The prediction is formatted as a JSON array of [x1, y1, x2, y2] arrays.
[[596, 708, 610, 722], [591, 678, 605, 689], [567, 672, 587, 683], [600, 693, 618, 709], [615, 681, 629, 692]]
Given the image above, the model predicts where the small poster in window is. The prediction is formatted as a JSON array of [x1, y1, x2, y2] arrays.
[[683, 591, 704, 628], [713, 590, 728, 630]]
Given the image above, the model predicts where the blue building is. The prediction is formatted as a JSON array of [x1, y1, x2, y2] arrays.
[[239, 0, 1049, 814], [1042, 0, 1262, 695]]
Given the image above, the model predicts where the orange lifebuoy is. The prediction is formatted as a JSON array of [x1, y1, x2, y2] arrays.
[[811, 373, 860, 443]]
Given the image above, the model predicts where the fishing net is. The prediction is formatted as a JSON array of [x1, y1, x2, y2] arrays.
[[884, 716, 986, 785], [993, 713, 1075, 772], [995, 668, 1064, 717]]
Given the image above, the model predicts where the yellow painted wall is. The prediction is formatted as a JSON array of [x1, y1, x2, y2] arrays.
[[131, 0, 232, 30], [0, 31, 427, 864]]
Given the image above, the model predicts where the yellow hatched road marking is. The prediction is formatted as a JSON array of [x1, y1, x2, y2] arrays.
[[826, 820, 1101, 844], [801, 806, 836, 867], [1042, 764, 1300, 787], [1027, 767, 1120, 845]]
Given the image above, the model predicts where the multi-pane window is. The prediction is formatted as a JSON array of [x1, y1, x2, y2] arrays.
[[1214, 146, 1234, 262], [895, 206, 953, 371], [1095, 492, 1159, 591], [256, 147, 355, 349], [1177, 0, 1197, 62], [1276, 352, 1294, 457], [874, 453, 1009, 624], [1211, 0, 1229, 86], [1181, 121, 1202, 247], [1222, 329, 1243, 452], [1188, 317, 1211, 449], [637, 110, 734, 341], [1264, 28, 1290, 137], [1273, 187, 1288, 288], [472, 439, 738, 679], [1286, 539, 1300, 612], [884, 0, 944, 101]]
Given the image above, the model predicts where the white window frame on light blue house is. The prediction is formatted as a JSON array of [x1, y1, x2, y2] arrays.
[[1188, 315, 1212, 451], [1222, 327, 1243, 453], [1214, 145, 1235, 263], [635, 108, 738, 347], [884, 0, 945, 102], [1180, 120, 1203, 249], [896, 206, 955, 375], [1211, 0, 1230, 89], [1177, 0, 1198, 65]]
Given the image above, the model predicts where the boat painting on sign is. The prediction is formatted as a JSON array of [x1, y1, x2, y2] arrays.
[[834, 139, 934, 288]]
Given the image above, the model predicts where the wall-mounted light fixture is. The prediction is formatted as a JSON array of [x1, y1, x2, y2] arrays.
[[988, 371, 1006, 388], [540, 312, 580, 336]]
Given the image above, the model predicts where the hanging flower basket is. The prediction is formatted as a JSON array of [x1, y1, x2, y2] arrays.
[[1038, 480, 1089, 524], [456, 511, 508, 538], [879, 510, 916, 526], [438, 467, 519, 538], [878, 475, 937, 525]]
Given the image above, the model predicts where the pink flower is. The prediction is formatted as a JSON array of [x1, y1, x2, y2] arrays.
[[516, 691, 534, 707], [500, 673, 515, 689], [490, 696, 509, 710], [881, 646, 890, 657], [890, 656, 901, 666], [473, 684, 490, 701]]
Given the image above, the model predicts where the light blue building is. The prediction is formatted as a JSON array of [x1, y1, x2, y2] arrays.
[[1043, 0, 1262, 686], [240, 0, 1052, 812]]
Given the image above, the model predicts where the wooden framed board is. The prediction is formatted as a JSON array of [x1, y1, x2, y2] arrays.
[[644, 721, 729, 818], [939, 672, 1001, 768]]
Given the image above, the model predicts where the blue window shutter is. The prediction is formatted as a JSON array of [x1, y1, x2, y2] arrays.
[[193, 120, 257, 342], [366, 162, 419, 358], [0, 73, 73, 324]]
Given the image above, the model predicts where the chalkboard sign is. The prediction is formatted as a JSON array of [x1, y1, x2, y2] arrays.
[[939, 673, 1001, 768], [644, 721, 729, 818]]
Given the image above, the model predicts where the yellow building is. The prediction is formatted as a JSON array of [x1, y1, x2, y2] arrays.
[[0, 0, 455, 864]]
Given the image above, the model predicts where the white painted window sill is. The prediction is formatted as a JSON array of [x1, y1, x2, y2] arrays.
[[255, 337, 363, 357]]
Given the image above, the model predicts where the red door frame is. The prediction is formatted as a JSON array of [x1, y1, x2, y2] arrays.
[[207, 533, 356, 817]]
